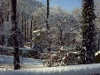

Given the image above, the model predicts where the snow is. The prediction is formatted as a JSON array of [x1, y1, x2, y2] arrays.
[[0, 55, 13, 64], [0, 55, 100, 75], [0, 64, 100, 75], [0, 45, 33, 51], [0, 55, 43, 69], [95, 51, 100, 56]]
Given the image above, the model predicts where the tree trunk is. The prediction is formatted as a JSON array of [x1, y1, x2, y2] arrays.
[[24, 18, 27, 43], [46, 0, 49, 30], [30, 17, 33, 48], [26, 20, 29, 42], [11, 0, 20, 70], [82, 0, 96, 64], [21, 13, 24, 32]]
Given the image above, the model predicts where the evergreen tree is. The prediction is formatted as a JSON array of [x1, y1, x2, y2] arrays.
[[82, 0, 96, 64]]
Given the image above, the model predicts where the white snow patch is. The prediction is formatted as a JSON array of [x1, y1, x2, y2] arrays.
[[0, 64, 100, 75], [0, 55, 43, 69], [0, 55, 100, 75]]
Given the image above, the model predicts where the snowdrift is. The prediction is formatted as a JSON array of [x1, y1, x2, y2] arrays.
[[0, 55, 100, 75], [0, 64, 100, 75]]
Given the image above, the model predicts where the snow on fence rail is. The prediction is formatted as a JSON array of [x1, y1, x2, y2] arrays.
[[0, 64, 100, 75]]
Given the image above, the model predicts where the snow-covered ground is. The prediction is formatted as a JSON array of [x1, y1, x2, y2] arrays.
[[0, 64, 100, 75], [0, 55, 100, 75], [0, 55, 43, 69]]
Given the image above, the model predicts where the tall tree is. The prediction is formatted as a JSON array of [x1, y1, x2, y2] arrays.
[[11, 0, 20, 69], [82, 0, 96, 64]]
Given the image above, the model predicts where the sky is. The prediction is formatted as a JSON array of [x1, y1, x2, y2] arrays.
[[50, 0, 82, 12], [39, 0, 82, 12]]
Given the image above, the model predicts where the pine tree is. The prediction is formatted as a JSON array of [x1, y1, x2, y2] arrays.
[[82, 0, 96, 64], [11, 0, 20, 69]]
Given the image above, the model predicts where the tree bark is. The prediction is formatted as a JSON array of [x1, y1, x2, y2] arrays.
[[46, 0, 50, 30], [11, 0, 20, 70], [82, 0, 96, 64], [30, 17, 33, 48]]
